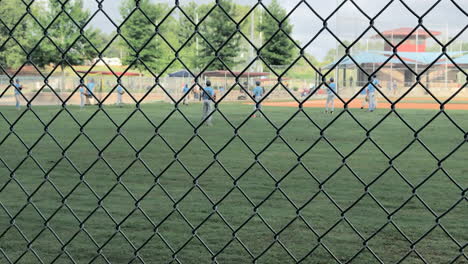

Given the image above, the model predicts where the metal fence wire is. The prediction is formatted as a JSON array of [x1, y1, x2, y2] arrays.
[[0, 0, 467, 263]]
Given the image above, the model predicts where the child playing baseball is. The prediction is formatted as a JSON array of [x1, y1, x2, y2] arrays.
[[13, 79, 23, 110], [325, 78, 337, 114], [252, 81, 264, 118]]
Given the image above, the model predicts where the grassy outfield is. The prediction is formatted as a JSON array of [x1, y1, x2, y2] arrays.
[[0, 102, 467, 263]]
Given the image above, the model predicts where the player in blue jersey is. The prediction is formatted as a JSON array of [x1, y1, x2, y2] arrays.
[[116, 84, 125, 107], [79, 83, 86, 109], [368, 75, 382, 112], [252, 81, 264, 118], [201, 80, 215, 126], [85, 79, 95, 105], [182, 84, 190, 105]]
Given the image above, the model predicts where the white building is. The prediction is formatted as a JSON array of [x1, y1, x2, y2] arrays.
[[92, 57, 122, 66]]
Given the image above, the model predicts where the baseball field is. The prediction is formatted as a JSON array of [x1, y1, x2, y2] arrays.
[[0, 102, 467, 263]]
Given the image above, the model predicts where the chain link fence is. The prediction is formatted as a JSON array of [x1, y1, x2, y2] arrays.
[[1, 0, 467, 263]]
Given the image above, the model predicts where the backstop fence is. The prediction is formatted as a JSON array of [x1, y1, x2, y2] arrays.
[[0, 0, 467, 263]]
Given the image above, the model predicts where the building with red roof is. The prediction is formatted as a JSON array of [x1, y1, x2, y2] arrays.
[[325, 28, 466, 93], [375, 27, 442, 52]]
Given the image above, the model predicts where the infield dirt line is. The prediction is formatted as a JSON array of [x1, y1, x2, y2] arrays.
[[254, 101, 468, 110]]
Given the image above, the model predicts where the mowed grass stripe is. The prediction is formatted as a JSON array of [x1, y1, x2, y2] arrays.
[[0, 103, 467, 263]]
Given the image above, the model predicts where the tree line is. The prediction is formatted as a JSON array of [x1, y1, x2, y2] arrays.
[[0, 0, 104, 72], [0, 0, 298, 74]]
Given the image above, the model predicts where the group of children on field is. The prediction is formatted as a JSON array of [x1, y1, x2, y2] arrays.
[[326, 75, 382, 114], [11, 78, 126, 110], [78, 80, 125, 109], [181, 80, 265, 126], [184, 76, 384, 126], [194, 75, 383, 127], [181, 83, 227, 106], [10, 76, 383, 123]]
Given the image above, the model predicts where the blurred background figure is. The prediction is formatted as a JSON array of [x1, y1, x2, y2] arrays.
[[13, 79, 23, 110], [116, 84, 125, 107], [182, 83, 190, 105]]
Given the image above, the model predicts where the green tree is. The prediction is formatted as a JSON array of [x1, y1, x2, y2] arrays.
[[321, 40, 385, 66], [0, 0, 38, 70], [258, 0, 295, 66], [0, 0, 112, 75], [120, 0, 177, 74], [29, 0, 105, 90], [427, 38, 468, 53], [98, 32, 122, 58], [322, 41, 351, 66], [39, 0, 100, 67], [177, 2, 198, 48], [199, 0, 241, 70], [176, 1, 199, 70], [82, 27, 108, 60], [285, 53, 320, 79]]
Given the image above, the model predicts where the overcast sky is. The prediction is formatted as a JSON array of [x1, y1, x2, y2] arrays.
[[82, 0, 468, 59]]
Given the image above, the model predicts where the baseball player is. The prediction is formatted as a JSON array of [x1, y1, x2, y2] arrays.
[[86, 79, 95, 105], [79, 83, 86, 109], [13, 79, 23, 110], [182, 84, 190, 105], [116, 84, 124, 107], [325, 78, 337, 114], [252, 81, 264, 118], [368, 75, 382, 112], [201, 80, 215, 126]]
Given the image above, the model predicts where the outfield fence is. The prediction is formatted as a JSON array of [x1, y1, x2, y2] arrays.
[[0, 0, 467, 263], [1, 74, 467, 106]]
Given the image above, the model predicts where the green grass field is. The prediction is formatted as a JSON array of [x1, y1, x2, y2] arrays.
[[0, 102, 467, 263]]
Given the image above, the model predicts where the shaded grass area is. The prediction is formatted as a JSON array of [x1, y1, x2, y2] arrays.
[[0, 102, 467, 263]]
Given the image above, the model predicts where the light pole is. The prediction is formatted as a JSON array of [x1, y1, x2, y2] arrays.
[[334, 0, 339, 92], [196, 12, 199, 56], [250, 10, 255, 73], [445, 23, 449, 89]]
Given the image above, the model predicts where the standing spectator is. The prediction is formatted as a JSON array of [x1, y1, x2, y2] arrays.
[[13, 79, 23, 110], [116, 84, 125, 107], [425, 79, 430, 95], [201, 80, 215, 126], [193, 84, 199, 100], [252, 81, 264, 118], [368, 75, 382, 112], [182, 84, 190, 105], [301, 87, 310, 98], [325, 78, 337, 114], [349, 77, 354, 88], [308, 84, 316, 97], [392, 80, 397, 96], [195, 83, 202, 101]]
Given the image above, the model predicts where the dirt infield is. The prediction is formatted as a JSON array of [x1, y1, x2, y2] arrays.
[[258, 99, 468, 110], [389, 97, 468, 102]]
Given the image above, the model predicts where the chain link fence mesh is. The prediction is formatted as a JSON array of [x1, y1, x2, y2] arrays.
[[0, 0, 467, 263]]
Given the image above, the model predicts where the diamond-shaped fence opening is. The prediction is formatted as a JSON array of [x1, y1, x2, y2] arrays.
[[1, 0, 468, 263]]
